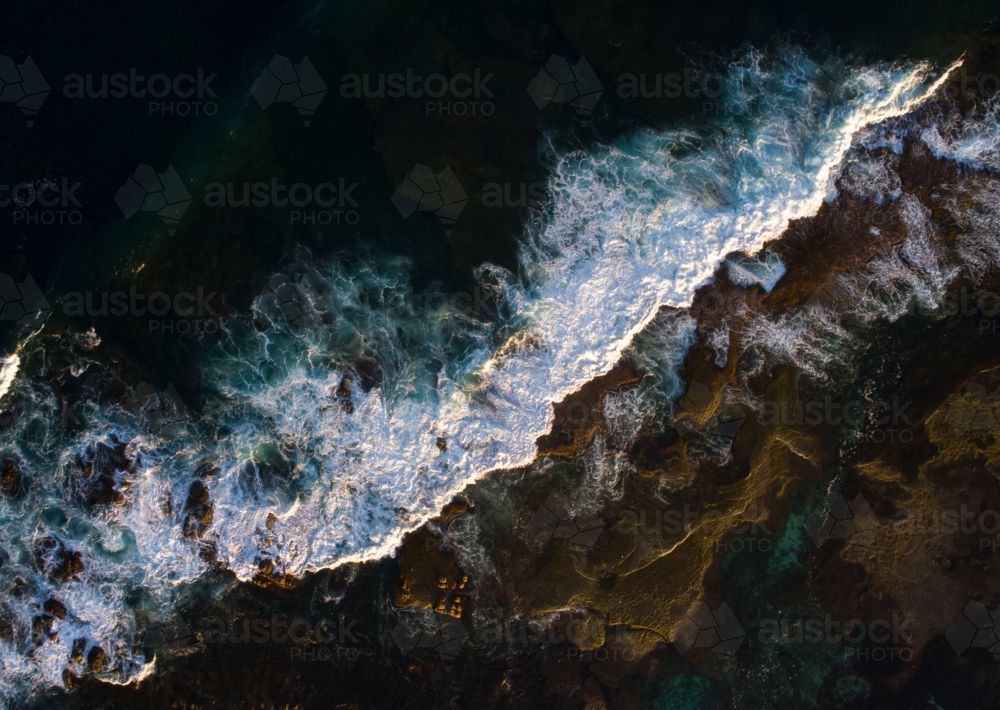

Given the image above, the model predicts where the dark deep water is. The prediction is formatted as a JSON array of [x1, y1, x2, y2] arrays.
[[2, 0, 1000, 708]]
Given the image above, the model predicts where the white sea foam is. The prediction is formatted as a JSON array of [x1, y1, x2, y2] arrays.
[[0, 49, 980, 699], [921, 97, 1000, 170], [0, 354, 19, 401], [741, 88, 1000, 381], [726, 250, 787, 292], [189, 50, 963, 584]]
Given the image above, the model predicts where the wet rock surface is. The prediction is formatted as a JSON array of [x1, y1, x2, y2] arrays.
[[53, 104, 1000, 710], [182, 480, 214, 540], [394, 499, 472, 618], [75, 438, 136, 510], [9, 9, 1000, 710], [0, 456, 23, 498], [34, 537, 84, 585]]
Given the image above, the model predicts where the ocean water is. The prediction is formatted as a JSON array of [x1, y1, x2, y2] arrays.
[[1, 45, 998, 701]]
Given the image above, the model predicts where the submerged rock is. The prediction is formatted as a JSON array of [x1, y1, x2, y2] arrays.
[[335, 375, 354, 413], [70, 637, 86, 663], [0, 456, 22, 497], [182, 480, 214, 540], [31, 614, 55, 646], [75, 438, 136, 509], [34, 537, 84, 584], [251, 513, 301, 590]]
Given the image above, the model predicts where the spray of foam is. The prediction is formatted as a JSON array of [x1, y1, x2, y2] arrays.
[[0, 49, 978, 699], [0, 355, 19, 401]]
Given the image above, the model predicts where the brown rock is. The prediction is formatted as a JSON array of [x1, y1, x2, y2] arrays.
[[43, 598, 67, 620], [0, 457, 22, 497], [86, 646, 105, 673], [0, 617, 13, 642], [76, 439, 134, 509], [394, 512, 472, 617], [252, 556, 301, 590], [70, 637, 87, 663], [536, 362, 642, 456], [336, 376, 354, 413], [182, 480, 213, 539], [34, 537, 84, 584], [31, 614, 54, 646]]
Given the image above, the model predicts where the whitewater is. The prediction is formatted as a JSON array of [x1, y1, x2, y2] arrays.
[[0, 47, 989, 697]]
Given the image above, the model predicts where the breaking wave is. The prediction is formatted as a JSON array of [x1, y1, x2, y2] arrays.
[[0, 46, 980, 699]]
